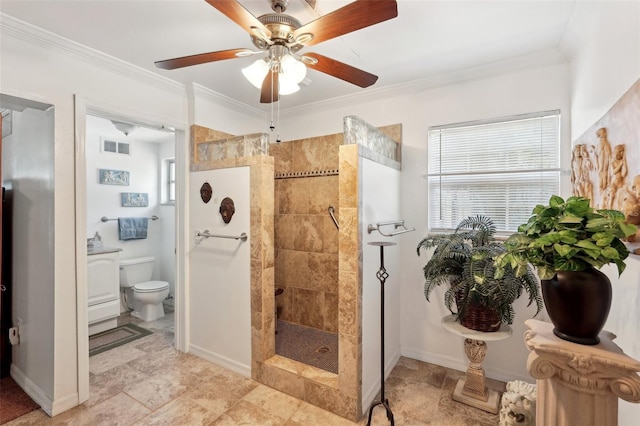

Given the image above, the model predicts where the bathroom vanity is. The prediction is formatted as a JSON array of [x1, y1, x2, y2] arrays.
[[87, 247, 122, 335]]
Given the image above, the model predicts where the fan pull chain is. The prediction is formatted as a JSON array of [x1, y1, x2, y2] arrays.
[[276, 89, 281, 143], [269, 66, 275, 135], [269, 104, 275, 133]]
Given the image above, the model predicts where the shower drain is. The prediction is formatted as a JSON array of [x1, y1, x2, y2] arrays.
[[315, 346, 331, 353]]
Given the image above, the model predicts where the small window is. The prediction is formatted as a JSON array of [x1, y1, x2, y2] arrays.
[[427, 110, 561, 233], [168, 159, 176, 203]]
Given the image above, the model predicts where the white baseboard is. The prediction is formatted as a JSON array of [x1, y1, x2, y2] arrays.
[[11, 364, 82, 417], [51, 393, 80, 417], [10, 364, 51, 416], [400, 346, 534, 384], [188, 344, 251, 378], [361, 347, 401, 415]]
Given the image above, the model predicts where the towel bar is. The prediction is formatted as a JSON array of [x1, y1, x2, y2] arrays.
[[101, 215, 159, 222], [367, 220, 415, 237], [196, 230, 248, 243]]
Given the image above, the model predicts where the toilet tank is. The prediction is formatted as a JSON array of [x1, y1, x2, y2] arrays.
[[119, 256, 155, 287]]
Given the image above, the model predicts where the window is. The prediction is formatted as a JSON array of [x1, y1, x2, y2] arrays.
[[160, 158, 175, 205], [167, 159, 176, 203], [427, 110, 561, 233]]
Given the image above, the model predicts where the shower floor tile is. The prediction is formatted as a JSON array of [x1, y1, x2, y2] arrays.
[[275, 320, 338, 374]]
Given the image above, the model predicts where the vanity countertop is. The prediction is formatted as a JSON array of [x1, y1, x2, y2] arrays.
[[88, 246, 122, 256]]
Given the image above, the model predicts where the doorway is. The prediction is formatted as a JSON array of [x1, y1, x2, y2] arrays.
[[0, 94, 55, 415], [75, 99, 185, 403], [85, 112, 176, 326]]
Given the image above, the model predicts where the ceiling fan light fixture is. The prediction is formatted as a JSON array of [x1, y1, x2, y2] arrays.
[[280, 54, 306, 84], [278, 77, 300, 95], [156, 0, 398, 103], [242, 59, 269, 89]]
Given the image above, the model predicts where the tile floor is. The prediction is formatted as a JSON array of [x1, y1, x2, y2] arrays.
[[6, 308, 504, 425]]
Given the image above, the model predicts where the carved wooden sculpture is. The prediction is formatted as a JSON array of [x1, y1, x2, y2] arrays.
[[622, 175, 640, 242], [570, 144, 595, 201], [596, 127, 612, 193], [611, 144, 628, 190], [219, 197, 235, 224]]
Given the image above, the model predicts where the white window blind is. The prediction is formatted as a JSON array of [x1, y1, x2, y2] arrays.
[[428, 110, 561, 233]]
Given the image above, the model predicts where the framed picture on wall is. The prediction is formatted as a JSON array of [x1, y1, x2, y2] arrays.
[[121, 192, 149, 207], [99, 169, 130, 185]]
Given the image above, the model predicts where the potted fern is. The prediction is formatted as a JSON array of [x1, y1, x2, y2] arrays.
[[417, 215, 542, 332], [495, 195, 637, 344]]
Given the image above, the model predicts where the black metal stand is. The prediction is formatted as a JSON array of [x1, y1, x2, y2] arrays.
[[367, 241, 396, 426]]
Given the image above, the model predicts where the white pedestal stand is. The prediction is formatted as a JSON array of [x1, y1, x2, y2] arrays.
[[442, 315, 512, 414]]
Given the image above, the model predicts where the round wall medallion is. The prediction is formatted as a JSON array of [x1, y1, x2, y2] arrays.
[[219, 197, 235, 224], [200, 182, 212, 203]]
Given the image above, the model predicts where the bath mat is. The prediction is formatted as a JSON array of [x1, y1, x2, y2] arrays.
[[89, 323, 152, 357], [276, 320, 338, 374], [0, 376, 40, 424]]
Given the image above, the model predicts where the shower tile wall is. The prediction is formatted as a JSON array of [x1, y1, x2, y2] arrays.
[[190, 125, 233, 163], [271, 134, 341, 333]]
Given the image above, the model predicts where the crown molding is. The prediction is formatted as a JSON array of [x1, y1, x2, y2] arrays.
[[282, 49, 569, 117], [191, 83, 268, 118], [0, 13, 186, 96], [0, 12, 266, 116]]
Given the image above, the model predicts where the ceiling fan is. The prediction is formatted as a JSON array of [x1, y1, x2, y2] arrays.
[[155, 0, 398, 103]]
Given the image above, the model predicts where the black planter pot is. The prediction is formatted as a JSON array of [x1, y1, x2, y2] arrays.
[[541, 268, 612, 345]]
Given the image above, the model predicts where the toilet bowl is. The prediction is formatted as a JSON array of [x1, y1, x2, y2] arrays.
[[120, 256, 170, 322]]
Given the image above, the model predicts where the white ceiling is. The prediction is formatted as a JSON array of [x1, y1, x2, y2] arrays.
[[1, 0, 579, 116]]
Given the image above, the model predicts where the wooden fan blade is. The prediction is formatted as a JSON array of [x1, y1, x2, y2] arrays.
[[304, 53, 378, 88], [293, 0, 397, 47], [155, 48, 251, 70], [205, 0, 271, 39], [260, 70, 280, 103]]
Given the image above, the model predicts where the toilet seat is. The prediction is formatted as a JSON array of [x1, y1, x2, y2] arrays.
[[133, 280, 169, 293]]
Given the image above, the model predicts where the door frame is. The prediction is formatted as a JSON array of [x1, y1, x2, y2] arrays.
[[0, 111, 5, 378], [74, 96, 188, 402]]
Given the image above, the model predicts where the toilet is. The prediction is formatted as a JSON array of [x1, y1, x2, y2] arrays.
[[120, 256, 170, 321]]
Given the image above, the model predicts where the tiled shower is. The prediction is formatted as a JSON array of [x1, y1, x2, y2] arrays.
[[189, 117, 402, 421]]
